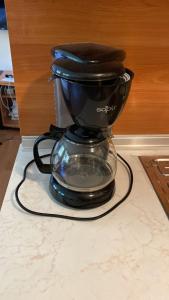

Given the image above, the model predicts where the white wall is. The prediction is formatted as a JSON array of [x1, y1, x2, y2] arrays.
[[0, 30, 13, 70]]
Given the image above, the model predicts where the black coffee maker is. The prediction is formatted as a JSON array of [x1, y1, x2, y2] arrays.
[[33, 43, 134, 209]]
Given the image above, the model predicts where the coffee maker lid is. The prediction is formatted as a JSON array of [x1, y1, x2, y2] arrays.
[[51, 43, 126, 81]]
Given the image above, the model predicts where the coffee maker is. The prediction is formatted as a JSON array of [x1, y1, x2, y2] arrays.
[[33, 43, 134, 209]]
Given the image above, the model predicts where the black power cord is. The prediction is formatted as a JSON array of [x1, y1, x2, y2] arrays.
[[15, 153, 133, 221]]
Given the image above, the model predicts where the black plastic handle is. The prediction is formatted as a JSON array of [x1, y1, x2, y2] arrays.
[[33, 134, 53, 174], [33, 125, 65, 174]]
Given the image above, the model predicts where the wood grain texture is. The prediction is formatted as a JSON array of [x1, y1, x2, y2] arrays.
[[5, 0, 169, 135], [0, 129, 20, 207], [139, 156, 169, 218]]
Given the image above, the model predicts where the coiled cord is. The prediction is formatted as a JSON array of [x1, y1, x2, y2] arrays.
[[15, 153, 133, 221]]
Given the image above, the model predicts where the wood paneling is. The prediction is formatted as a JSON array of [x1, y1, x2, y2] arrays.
[[5, 0, 169, 135]]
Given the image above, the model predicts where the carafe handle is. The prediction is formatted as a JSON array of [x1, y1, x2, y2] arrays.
[[33, 125, 65, 174]]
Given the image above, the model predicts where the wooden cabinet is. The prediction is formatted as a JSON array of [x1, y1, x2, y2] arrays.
[[5, 0, 169, 135], [0, 71, 19, 128]]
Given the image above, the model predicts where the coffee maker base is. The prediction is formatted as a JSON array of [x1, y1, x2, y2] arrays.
[[49, 176, 115, 209]]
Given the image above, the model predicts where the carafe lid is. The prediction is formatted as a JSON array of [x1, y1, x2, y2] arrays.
[[51, 43, 126, 81], [65, 125, 107, 144]]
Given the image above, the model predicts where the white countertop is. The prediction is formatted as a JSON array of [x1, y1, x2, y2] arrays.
[[0, 146, 169, 300]]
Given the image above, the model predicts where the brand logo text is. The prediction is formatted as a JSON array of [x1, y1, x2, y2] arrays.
[[96, 105, 117, 113]]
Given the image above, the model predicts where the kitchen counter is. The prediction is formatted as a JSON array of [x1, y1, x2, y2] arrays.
[[0, 145, 169, 300]]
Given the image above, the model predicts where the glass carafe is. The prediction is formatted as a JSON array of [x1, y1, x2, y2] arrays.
[[51, 136, 117, 192]]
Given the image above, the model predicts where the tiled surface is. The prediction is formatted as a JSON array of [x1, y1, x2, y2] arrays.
[[0, 146, 169, 300]]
